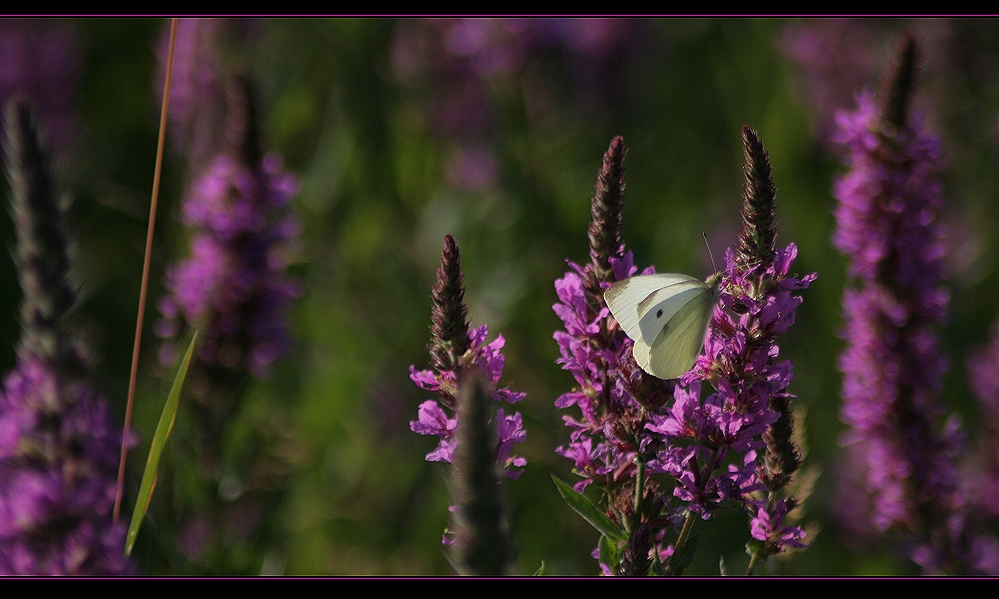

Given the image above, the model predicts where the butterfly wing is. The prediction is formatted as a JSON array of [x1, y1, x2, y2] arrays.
[[645, 284, 718, 379], [604, 273, 704, 341], [605, 274, 714, 379]]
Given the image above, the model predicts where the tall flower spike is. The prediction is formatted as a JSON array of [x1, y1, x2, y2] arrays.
[[833, 35, 984, 574], [586, 135, 626, 292], [734, 126, 777, 271], [0, 98, 132, 575], [4, 97, 76, 369], [737, 126, 801, 494], [156, 76, 301, 392], [410, 235, 527, 534], [429, 234, 471, 378], [152, 71, 301, 574], [553, 137, 681, 575], [644, 129, 814, 571]]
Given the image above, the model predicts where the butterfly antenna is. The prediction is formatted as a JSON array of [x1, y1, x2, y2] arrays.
[[702, 232, 718, 274]]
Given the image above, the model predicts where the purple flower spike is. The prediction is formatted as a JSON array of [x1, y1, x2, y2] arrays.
[[157, 151, 301, 380], [410, 236, 527, 480], [832, 37, 994, 575], [650, 243, 813, 530], [0, 99, 132, 575]]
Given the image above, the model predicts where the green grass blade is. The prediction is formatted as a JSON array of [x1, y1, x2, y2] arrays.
[[124, 330, 199, 556]]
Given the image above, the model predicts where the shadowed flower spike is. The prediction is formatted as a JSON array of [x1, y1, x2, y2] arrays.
[[449, 369, 516, 575], [152, 57, 300, 573], [833, 36, 991, 575], [0, 98, 132, 575], [410, 235, 527, 480]]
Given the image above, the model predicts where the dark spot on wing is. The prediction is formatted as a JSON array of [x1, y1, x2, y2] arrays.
[[656, 309, 663, 318]]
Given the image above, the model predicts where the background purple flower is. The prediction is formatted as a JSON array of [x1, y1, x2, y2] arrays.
[[391, 17, 637, 193], [0, 357, 132, 575], [0, 19, 81, 158], [832, 37, 994, 575], [157, 152, 301, 380]]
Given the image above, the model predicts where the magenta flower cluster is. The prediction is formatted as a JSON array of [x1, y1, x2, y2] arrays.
[[833, 89, 958, 535], [553, 250, 671, 493], [156, 152, 301, 378], [410, 324, 527, 479], [648, 244, 813, 551], [553, 131, 812, 574]]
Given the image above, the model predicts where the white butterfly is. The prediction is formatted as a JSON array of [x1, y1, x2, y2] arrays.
[[604, 272, 722, 380]]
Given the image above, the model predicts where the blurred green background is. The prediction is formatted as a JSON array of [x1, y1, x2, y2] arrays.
[[3, 17, 999, 576]]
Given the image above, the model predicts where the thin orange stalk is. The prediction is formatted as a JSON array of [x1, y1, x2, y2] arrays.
[[113, 17, 177, 524]]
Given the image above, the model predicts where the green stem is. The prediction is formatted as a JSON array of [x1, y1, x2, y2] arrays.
[[632, 457, 646, 530], [665, 511, 697, 576], [746, 548, 761, 576], [664, 448, 721, 575]]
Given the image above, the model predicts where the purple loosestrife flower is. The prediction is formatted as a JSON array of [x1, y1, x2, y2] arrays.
[[651, 129, 814, 571], [833, 38, 988, 574], [153, 74, 300, 573], [0, 358, 131, 575], [0, 99, 131, 575], [410, 235, 526, 474], [553, 137, 685, 575], [650, 242, 813, 546], [156, 139, 301, 384], [157, 20, 301, 382], [556, 132, 813, 575]]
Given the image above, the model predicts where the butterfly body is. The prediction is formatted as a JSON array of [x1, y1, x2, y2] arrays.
[[604, 272, 721, 380]]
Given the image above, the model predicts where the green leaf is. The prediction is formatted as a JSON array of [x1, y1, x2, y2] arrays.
[[598, 533, 621, 574], [124, 331, 199, 557], [551, 474, 626, 544]]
